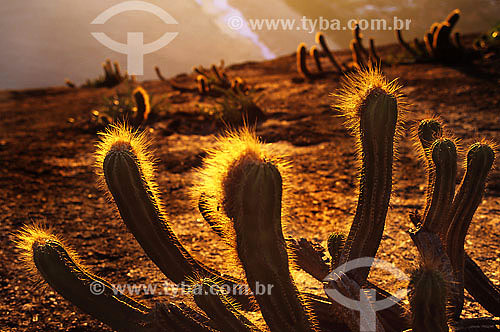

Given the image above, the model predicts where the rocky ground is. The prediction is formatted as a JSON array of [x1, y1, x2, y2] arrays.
[[0, 35, 499, 331]]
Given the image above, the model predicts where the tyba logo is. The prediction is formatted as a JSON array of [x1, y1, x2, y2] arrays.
[[91, 1, 178, 75]]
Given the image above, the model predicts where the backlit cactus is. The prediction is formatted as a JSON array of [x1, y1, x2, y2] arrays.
[[333, 67, 402, 284], [395, 9, 469, 63], [132, 86, 151, 126], [413, 118, 498, 319]]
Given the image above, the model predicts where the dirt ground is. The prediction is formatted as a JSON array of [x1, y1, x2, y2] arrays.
[[0, 35, 499, 331]]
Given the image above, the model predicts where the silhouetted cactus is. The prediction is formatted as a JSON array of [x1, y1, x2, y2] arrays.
[[395, 9, 471, 63], [333, 67, 402, 284]]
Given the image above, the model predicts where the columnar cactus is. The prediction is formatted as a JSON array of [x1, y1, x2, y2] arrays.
[[194, 129, 317, 332], [132, 86, 151, 126], [333, 67, 402, 284], [315, 32, 344, 72], [445, 143, 495, 317], [297, 43, 313, 79], [14, 67, 499, 332], [413, 118, 498, 319]]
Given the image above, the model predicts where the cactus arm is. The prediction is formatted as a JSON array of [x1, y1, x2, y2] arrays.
[[349, 39, 365, 68], [338, 87, 398, 284], [353, 24, 369, 58], [368, 38, 381, 65], [309, 45, 323, 72], [315, 32, 344, 72], [445, 143, 495, 318], [198, 192, 225, 237], [417, 119, 444, 218], [225, 159, 316, 332], [445, 9, 460, 31], [193, 279, 262, 332], [17, 226, 152, 332], [99, 129, 253, 310]]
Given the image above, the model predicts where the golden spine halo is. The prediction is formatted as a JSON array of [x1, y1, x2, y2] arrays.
[[14, 223, 87, 286], [94, 123, 161, 202], [331, 66, 406, 135], [192, 127, 290, 245]]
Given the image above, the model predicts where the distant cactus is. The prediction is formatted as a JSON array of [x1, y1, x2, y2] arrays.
[[297, 43, 313, 79], [395, 9, 473, 63], [132, 86, 151, 126], [82, 59, 129, 88]]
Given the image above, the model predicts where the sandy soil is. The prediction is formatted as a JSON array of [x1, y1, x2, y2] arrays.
[[0, 35, 499, 331]]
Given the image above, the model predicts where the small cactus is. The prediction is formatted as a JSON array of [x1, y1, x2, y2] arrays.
[[327, 233, 345, 270], [132, 86, 151, 126], [297, 43, 313, 79]]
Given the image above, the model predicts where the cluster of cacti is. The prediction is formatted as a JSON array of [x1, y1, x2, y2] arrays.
[[79, 59, 130, 88], [396, 9, 472, 63], [156, 61, 247, 96], [15, 67, 499, 332], [297, 28, 381, 80], [90, 86, 152, 129]]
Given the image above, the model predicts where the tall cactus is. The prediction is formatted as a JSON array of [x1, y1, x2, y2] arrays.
[[195, 129, 317, 332], [333, 67, 402, 284]]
